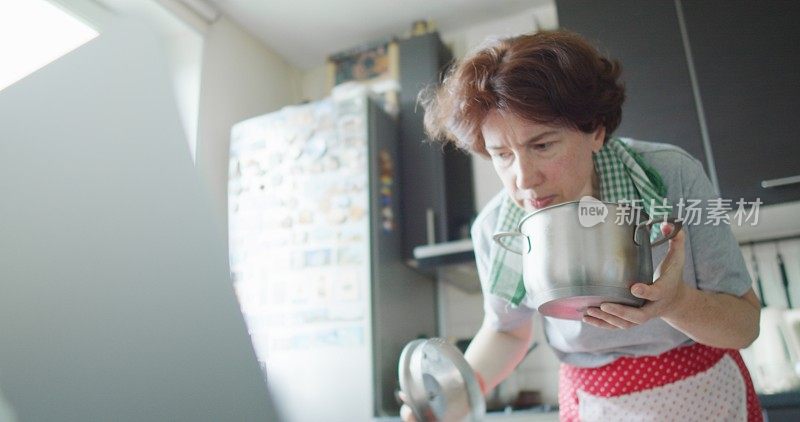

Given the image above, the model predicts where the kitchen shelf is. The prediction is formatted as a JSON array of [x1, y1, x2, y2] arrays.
[[409, 239, 475, 269]]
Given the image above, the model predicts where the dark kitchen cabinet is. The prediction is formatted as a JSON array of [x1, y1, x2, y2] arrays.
[[557, 0, 800, 205], [397, 32, 476, 261], [556, 0, 710, 174], [681, 0, 800, 205]]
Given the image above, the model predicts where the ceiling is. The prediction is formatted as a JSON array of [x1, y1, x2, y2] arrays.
[[205, 0, 553, 69]]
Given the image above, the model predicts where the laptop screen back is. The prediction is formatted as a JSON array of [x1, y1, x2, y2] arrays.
[[0, 18, 278, 422]]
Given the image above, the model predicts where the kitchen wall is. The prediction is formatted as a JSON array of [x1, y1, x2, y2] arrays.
[[194, 15, 302, 232]]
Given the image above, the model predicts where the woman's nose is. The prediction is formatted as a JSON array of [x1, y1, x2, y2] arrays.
[[514, 157, 543, 190]]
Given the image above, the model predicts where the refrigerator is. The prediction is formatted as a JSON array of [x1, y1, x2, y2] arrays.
[[228, 94, 437, 421]]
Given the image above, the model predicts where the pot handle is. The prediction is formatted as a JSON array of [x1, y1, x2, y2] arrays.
[[633, 217, 683, 247], [492, 232, 531, 255]]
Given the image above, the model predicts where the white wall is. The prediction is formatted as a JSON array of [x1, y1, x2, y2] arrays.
[[195, 15, 301, 230], [440, 3, 558, 63], [164, 27, 203, 159], [299, 64, 328, 102]]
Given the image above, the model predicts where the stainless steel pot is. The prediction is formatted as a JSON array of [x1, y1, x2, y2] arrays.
[[493, 200, 682, 320]]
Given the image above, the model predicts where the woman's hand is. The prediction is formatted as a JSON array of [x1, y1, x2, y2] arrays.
[[398, 391, 417, 422], [583, 223, 688, 329], [398, 372, 487, 421]]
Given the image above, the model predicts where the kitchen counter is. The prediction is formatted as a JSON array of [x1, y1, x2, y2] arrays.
[[484, 408, 559, 421], [374, 408, 559, 421]]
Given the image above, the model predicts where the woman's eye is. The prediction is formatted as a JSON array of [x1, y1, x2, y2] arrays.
[[492, 152, 513, 161], [533, 142, 552, 151]]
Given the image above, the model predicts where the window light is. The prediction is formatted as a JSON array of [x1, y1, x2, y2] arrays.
[[0, 0, 98, 92]]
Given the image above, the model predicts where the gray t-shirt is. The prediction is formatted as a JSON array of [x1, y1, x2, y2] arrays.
[[472, 138, 753, 367]]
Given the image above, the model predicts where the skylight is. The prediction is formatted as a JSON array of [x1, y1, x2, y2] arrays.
[[0, 0, 99, 92]]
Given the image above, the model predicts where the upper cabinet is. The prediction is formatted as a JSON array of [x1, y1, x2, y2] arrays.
[[557, 0, 710, 174], [397, 32, 476, 261], [680, 0, 800, 205], [557, 0, 800, 205]]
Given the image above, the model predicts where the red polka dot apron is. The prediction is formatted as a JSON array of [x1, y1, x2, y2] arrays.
[[558, 343, 763, 421]]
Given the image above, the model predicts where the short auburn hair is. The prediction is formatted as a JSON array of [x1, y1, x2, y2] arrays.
[[421, 30, 625, 158]]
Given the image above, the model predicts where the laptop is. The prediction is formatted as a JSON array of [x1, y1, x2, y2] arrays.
[[0, 18, 279, 421]]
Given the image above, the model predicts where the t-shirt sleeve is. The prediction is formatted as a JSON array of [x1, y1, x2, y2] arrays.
[[471, 201, 536, 331], [680, 155, 753, 296]]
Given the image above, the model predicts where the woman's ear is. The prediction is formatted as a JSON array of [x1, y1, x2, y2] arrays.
[[591, 126, 606, 153]]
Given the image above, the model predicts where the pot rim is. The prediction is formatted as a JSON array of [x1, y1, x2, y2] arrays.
[[515, 198, 644, 231]]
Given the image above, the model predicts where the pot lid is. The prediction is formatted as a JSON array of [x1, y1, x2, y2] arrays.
[[398, 338, 485, 421]]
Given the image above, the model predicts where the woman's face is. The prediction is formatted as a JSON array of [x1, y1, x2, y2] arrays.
[[481, 109, 605, 212]]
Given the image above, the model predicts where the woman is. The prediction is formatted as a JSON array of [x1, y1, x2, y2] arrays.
[[402, 30, 762, 421]]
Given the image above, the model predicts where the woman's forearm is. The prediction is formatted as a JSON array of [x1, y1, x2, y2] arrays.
[[464, 318, 534, 393], [662, 287, 760, 349]]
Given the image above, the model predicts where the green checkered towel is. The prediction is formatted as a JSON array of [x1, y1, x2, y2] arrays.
[[489, 137, 670, 306]]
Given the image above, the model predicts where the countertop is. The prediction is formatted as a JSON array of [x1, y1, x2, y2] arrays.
[[374, 407, 559, 421], [374, 391, 800, 420], [484, 408, 559, 421]]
